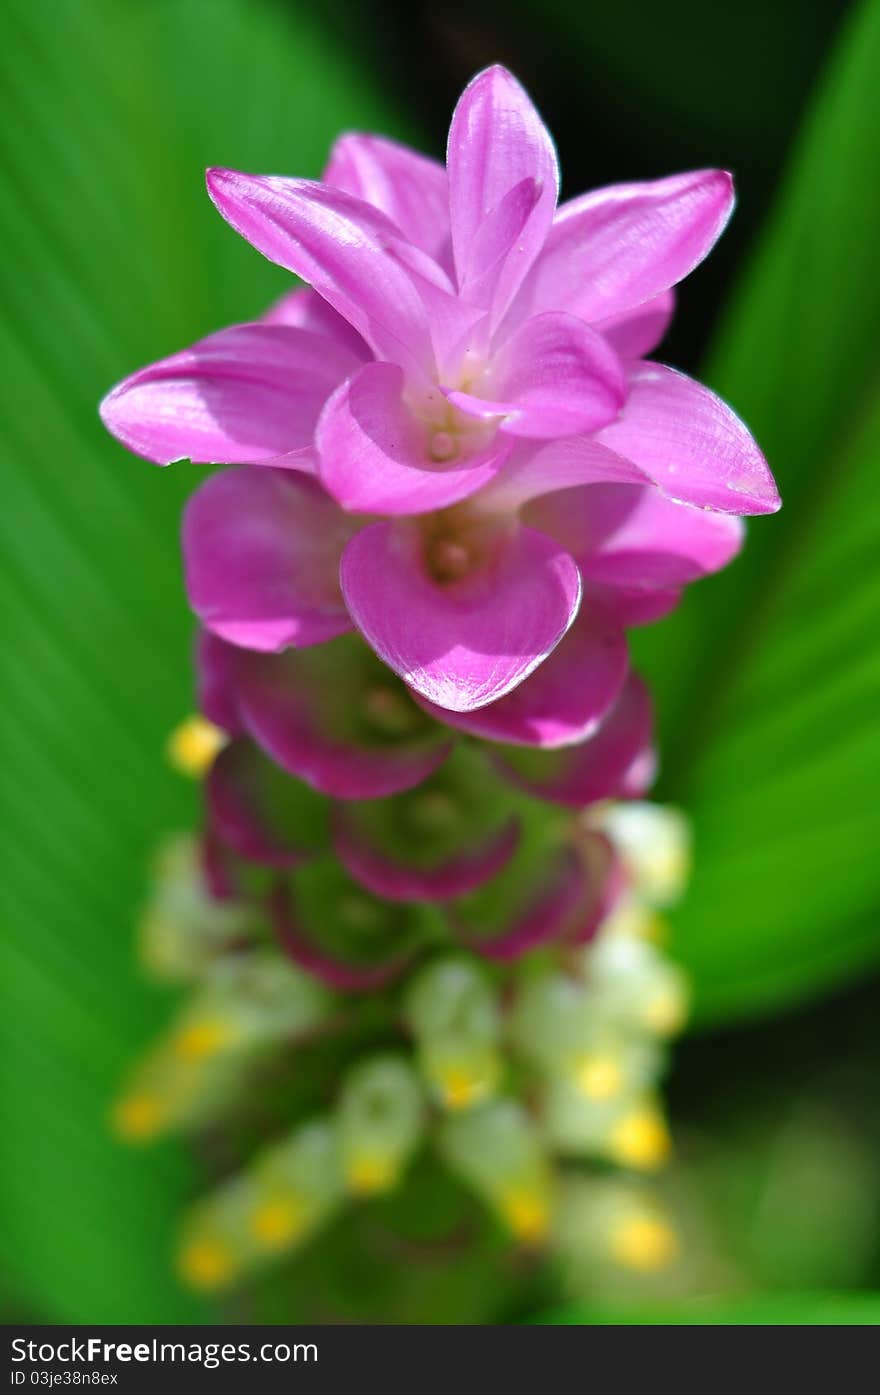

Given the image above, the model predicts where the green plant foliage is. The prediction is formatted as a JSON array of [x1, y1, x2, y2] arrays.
[[4, 0, 880, 1326], [630, 0, 880, 1023], [537, 1291, 880, 1324], [0, 0, 411, 1321]]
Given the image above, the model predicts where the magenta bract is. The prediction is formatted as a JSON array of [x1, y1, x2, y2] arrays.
[[101, 63, 779, 719]]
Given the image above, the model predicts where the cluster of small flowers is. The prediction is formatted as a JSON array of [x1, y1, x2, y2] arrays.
[[115, 797, 689, 1292], [101, 63, 777, 1298]]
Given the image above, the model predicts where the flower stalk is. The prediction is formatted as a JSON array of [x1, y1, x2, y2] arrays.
[[102, 64, 777, 1303]]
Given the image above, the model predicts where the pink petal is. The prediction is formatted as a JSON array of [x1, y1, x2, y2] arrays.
[[596, 289, 675, 360], [415, 607, 629, 748], [448, 312, 625, 439], [262, 286, 369, 358], [596, 363, 780, 515], [196, 630, 243, 734], [206, 740, 321, 870], [317, 361, 513, 515], [340, 520, 582, 712], [454, 176, 542, 311], [619, 743, 659, 799], [333, 805, 519, 903], [100, 322, 360, 466], [585, 581, 682, 627], [182, 466, 354, 652], [206, 168, 440, 375], [526, 482, 745, 589], [568, 832, 627, 945], [474, 437, 651, 513], [234, 641, 453, 800], [323, 132, 451, 263], [517, 169, 734, 324], [447, 65, 558, 321], [201, 826, 242, 903], [458, 847, 587, 961], [492, 673, 655, 807]]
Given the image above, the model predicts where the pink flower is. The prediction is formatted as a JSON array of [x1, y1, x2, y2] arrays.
[[101, 65, 778, 721]]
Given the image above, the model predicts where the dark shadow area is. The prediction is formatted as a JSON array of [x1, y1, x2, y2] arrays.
[[296, 0, 850, 369]]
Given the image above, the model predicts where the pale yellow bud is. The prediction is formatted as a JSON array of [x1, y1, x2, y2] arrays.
[[345, 1153, 400, 1196], [178, 1237, 236, 1290], [166, 715, 227, 778], [442, 1069, 482, 1110], [596, 803, 691, 908], [498, 1184, 552, 1245], [643, 985, 688, 1036], [608, 1107, 672, 1171], [572, 1053, 625, 1101], [111, 1092, 165, 1142], [251, 1196, 306, 1250], [172, 1017, 237, 1060], [609, 1213, 679, 1272], [600, 898, 668, 943]]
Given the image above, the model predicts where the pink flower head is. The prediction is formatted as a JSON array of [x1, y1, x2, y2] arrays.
[[101, 65, 779, 722]]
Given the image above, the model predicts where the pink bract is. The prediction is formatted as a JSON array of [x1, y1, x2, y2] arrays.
[[101, 63, 779, 716]]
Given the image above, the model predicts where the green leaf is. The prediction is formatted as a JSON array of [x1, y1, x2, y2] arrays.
[[536, 1292, 880, 1325], [0, 0, 410, 1320], [631, 0, 880, 1023]]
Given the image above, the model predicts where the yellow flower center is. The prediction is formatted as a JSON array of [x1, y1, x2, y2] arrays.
[[172, 1018, 235, 1060], [608, 1108, 672, 1171], [251, 1196, 306, 1250], [178, 1237, 235, 1290], [346, 1153, 399, 1196], [112, 1093, 164, 1141], [437, 1062, 495, 1112], [609, 1214, 679, 1272], [420, 505, 512, 586], [498, 1185, 551, 1245], [573, 1053, 625, 1101]]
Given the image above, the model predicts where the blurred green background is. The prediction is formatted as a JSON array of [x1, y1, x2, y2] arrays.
[[1, 0, 879, 1323]]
